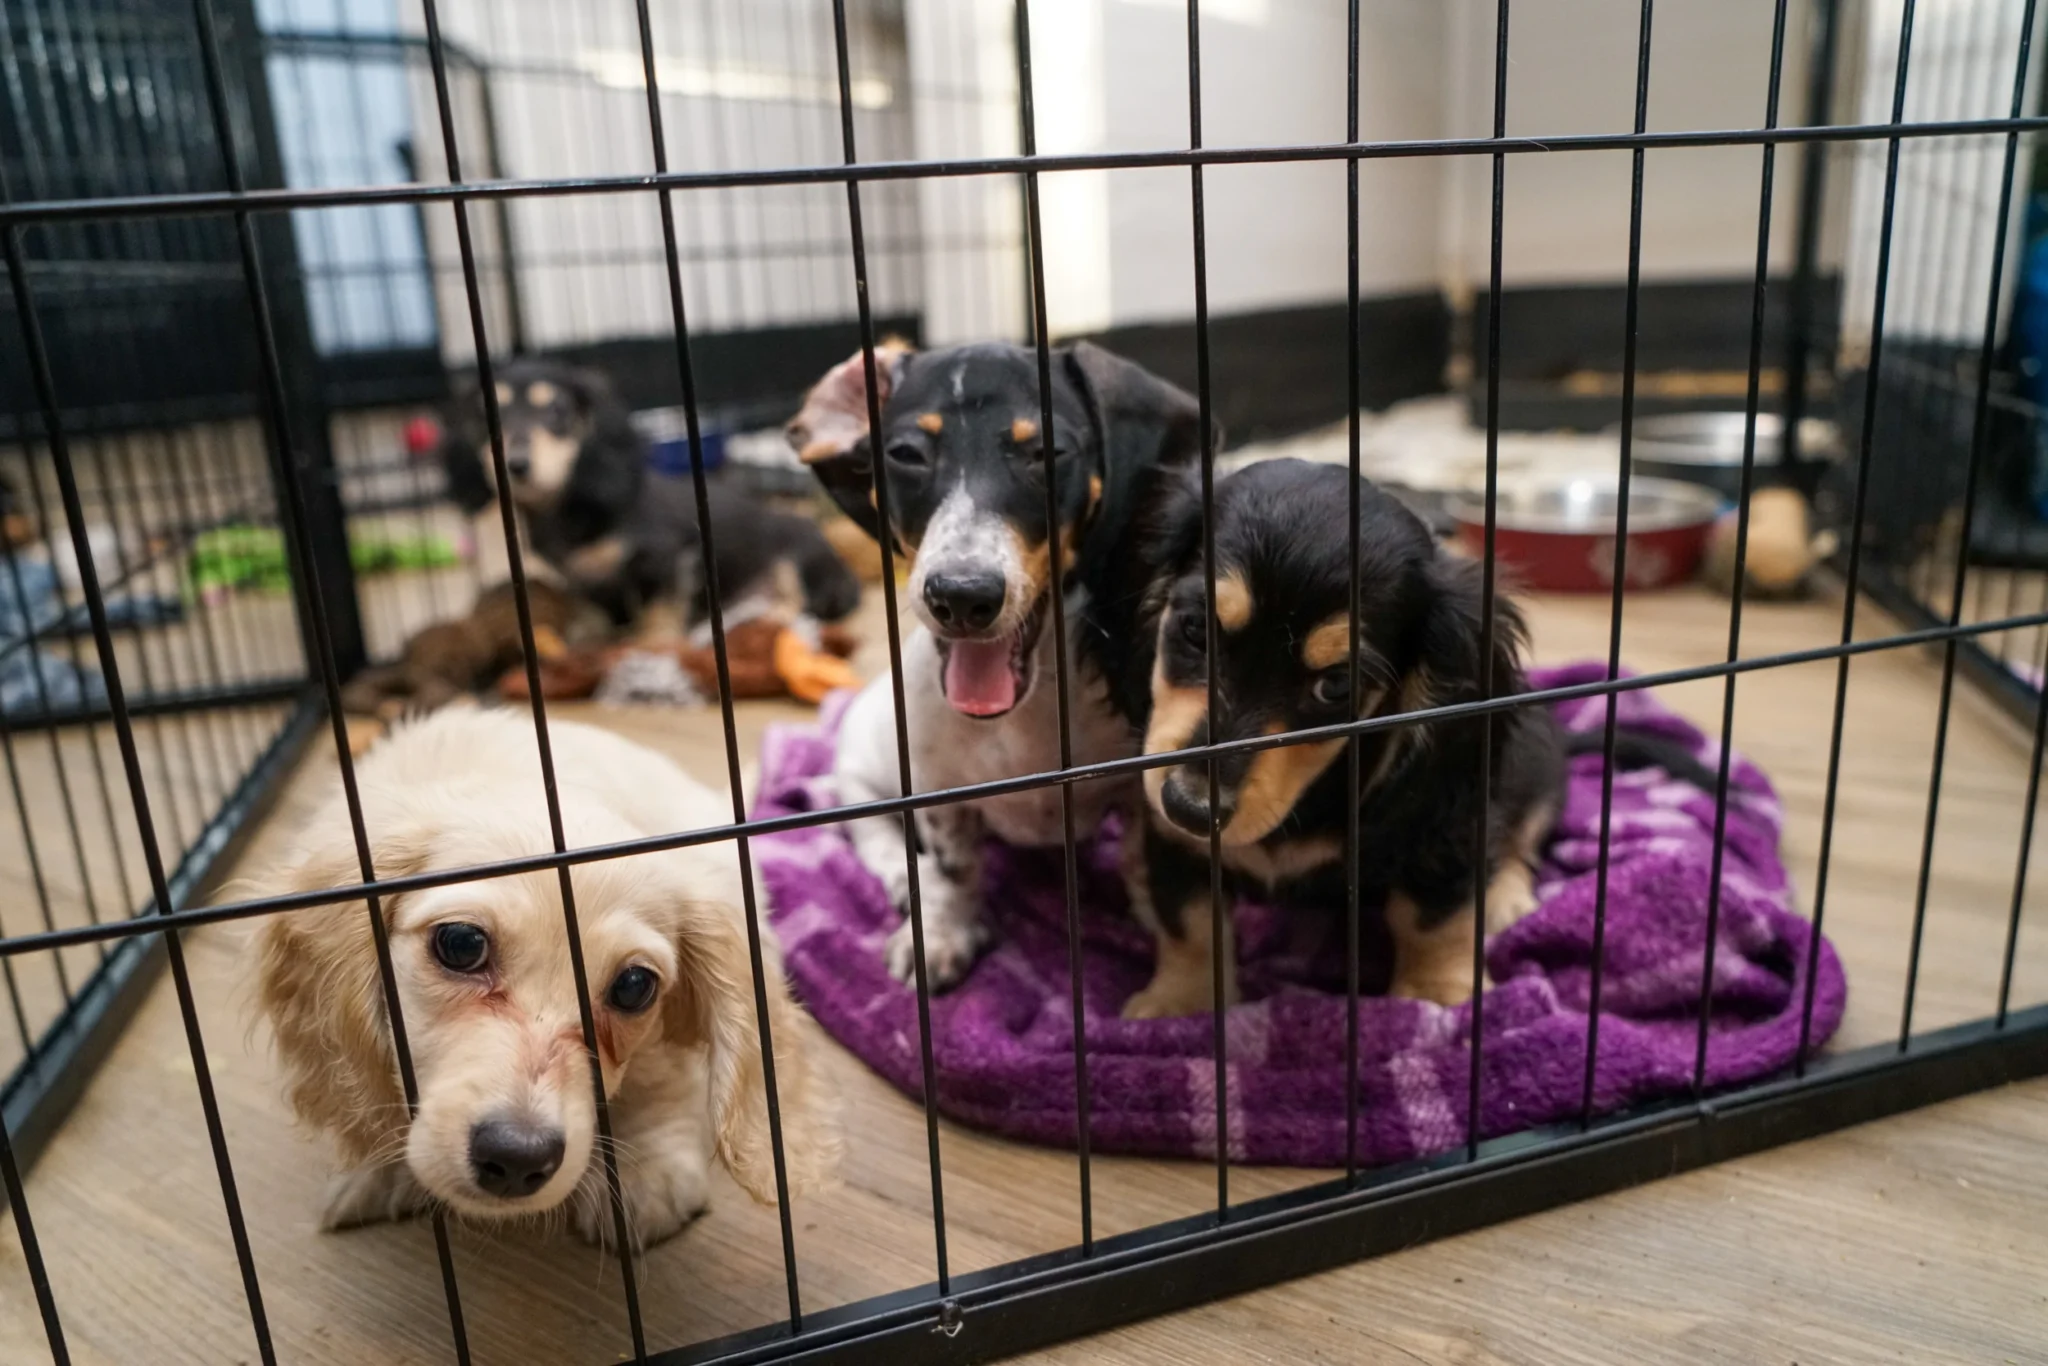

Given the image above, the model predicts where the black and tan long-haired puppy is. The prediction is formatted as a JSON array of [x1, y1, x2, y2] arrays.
[[438, 358, 862, 632], [1126, 458, 1565, 1017], [251, 708, 837, 1249]]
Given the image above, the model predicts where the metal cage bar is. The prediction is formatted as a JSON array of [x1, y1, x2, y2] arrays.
[[631, 0, 807, 1329], [1342, 0, 1364, 1185], [9, 607, 2048, 963], [1696, 0, 1793, 1099], [1468, 0, 1512, 1165], [1801, 0, 1922, 1070], [1581, 0, 1657, 1127], [826, 0, 952, 1299], [1012, 0, 1095, 1257], [1184, 0, 1229, 1221], [411, 0, 652, 1354], [19, 118, 2048, 231], [183, 1, 475, 1357], [3, 3, 2048, 1365]]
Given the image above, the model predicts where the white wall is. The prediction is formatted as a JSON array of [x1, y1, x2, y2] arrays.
[[404, 0, 928, 355], [904, 0, 1029, 345], [1020, 0, 1817, 336], [1443, 0, 1821, 290], [367, 0, 1893, 364], [1024, 0, 1448, 337]]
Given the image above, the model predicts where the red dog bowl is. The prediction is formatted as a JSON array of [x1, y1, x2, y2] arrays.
[[1447, 475, 1722, 592]]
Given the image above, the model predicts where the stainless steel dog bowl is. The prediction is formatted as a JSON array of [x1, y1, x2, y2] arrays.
[[1447, 475, 1724, 592], [1617, 412, 1841, 503]]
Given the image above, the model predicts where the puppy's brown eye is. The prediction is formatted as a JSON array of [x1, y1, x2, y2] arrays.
[[1177, 613, 1205, 650], [431, 922, 490, 973], [606, 966, 659, 1014], [1311, 668, 1352, 707]]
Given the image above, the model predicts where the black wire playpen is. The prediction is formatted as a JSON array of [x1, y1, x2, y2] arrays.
[[2, 0, 2047, 1362]]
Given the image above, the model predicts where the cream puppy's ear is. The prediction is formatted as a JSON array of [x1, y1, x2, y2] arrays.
[[660, 877, 838, 1203], [253, 816, 434, 1166]]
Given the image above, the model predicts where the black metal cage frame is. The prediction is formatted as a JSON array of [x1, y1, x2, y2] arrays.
[[4, 0, 2048, 1363]]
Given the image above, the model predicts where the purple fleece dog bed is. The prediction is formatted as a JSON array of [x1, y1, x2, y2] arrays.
[[752, 663, 1846, 1167]]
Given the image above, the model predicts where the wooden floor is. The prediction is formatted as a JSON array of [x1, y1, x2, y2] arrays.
[[3, 578, 2047, 1365], [1015, 1078, 2048, 1366]]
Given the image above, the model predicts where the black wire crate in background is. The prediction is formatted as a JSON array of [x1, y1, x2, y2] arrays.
[[1831, 0, 2048, 727], [0, 0, 317, 1187], [2, 0, 2048, 1364]]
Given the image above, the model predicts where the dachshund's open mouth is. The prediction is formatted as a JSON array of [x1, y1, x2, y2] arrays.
[[936, 595, 1047, 720]]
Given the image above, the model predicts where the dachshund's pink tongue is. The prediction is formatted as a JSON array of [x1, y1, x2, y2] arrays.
[[943, 638, 1017, 716]]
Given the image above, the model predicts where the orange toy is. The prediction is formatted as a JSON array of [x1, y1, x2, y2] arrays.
[[498, 617, 859, 706], [771, 624, 861, 703]]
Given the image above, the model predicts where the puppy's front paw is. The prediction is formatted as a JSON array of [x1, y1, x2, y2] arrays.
[[1389, 969, 1477, 1007], [320, 1164, 430, 1231], [1121, 968, 1234, 1020], [573, 1147, 710, 1252], [884, 910, 986, 992], [1121, 926, 1240, 1020], [1482, 860, 1541, 935], [625, 1147, 711, 1250], [869, 845, 912, 910]]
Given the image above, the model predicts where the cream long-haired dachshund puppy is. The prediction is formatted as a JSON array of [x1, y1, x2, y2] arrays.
[[251, 707, 835, 1249]]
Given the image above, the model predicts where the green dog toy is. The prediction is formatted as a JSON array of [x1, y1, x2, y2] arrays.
[[190, 525, 460, 597]]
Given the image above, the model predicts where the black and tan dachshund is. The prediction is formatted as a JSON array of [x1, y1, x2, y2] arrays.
[[439, 358, 861, 634], [1126, 458, 1712, 1018], [792, 339, 1211, 988]]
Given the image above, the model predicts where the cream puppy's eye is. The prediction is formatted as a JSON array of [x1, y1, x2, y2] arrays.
[[431, 922, 491, 973], [606, 965, 660, 1014]]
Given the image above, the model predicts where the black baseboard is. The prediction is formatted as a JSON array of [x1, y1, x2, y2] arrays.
[[1463, 276, 1842, 431], [317, 296, 1450, 445], [318, 316, 925, 425], [1073, 293, 1449, 447], [485, 298, 1448, 446], [1463, 375, 1841, 434], [1470, 276, 1842, 381]]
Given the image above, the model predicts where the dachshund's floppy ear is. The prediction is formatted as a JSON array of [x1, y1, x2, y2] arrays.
[[1418, 549, 1531, 707], [784, 339, 914, 540], [1139, 466, 1206, 586], [560, 367, 647, 514], [563, 363, 620, 409], [1060, 341, 1214, 571], [437, 376, 496, 515], [253, 816, 436, 1167], [661, 883, 838, 1204], [1100, 467, 1208, 725], [564, 364, 643, 447], [1062, 340, 1211, 485]]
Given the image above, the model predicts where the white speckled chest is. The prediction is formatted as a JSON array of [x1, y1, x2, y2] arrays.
[[898, 623, 1138, 845]]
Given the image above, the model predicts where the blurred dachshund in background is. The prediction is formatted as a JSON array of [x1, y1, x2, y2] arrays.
[[439, 358, 861, 637]]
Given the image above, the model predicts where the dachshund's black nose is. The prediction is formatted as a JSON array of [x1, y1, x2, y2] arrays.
[[923, 571, 1006, 634], [469, 1120, 565, 1198], [505, 451, 532, 480], [1160, 769, 1234, 836]]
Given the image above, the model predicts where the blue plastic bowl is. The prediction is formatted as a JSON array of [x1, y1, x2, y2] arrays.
[[645, 425, 727, 477]]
